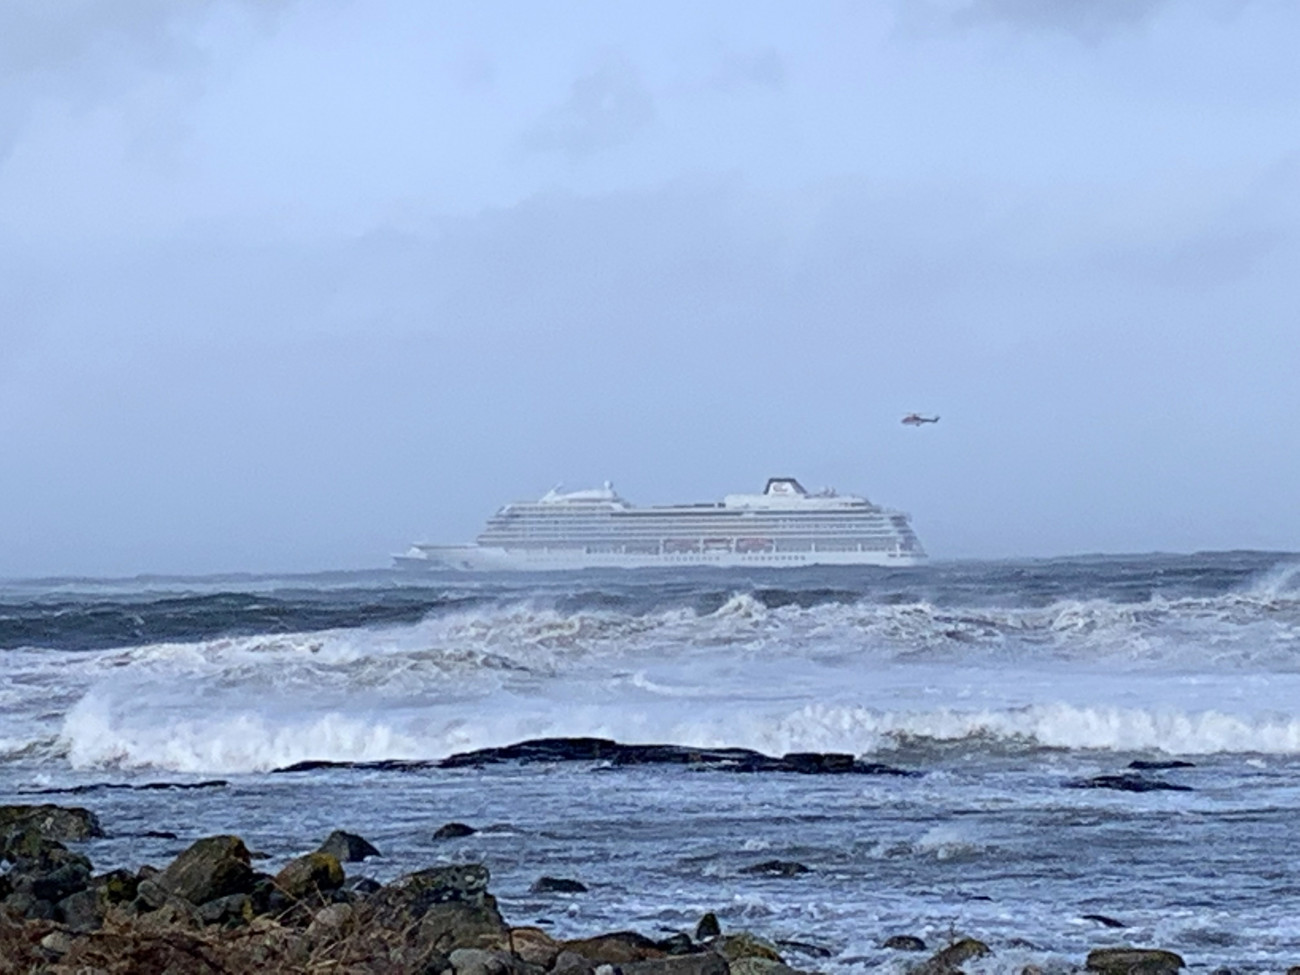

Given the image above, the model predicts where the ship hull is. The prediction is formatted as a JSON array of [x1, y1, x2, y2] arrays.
[[397, 544, 925, 572]]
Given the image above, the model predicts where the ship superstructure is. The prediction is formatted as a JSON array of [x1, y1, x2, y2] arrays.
[[396, 477, 925, 571]]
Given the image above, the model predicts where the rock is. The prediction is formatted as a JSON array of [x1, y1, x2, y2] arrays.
[[135, 878, 169, 911], [1082, 914, 1127, 929], [1066, 774, 1192, 793], [317, 829, 382, 862], [695, 913, 721, 941], [916, 938, 991, 974], [776, 939, 832, 959], [623, 955, 731, 975], [531, 876, 587, 894], [417, 900, 511, 953], [40, 930, 76, 955], [552, 949, 598, 975], [372, 863, 494, 930], [563, 931, 667, 964], [435, 822, 479, 840], [93, 868, 139, 905], [729, 959, 798, 975], [656, 933, 697, 955], [448, 947, 528, 975], [511, 926, 562, 968], [56, 887, 103, 932], [197, 892, 254, 926], [1128, 760, 1195, 771], [715, 932, 784, 963], [739, 860, 809, 877], [274, 851, 345, 900], [1086, 948, 1185, 975], [1284, 968, 1300, 975], [307, 901, 355, 938], [154, 835, 254, 905], [352, 877, 383, 895], [884, 935, 927, 951], [0, 804, 104, 841]]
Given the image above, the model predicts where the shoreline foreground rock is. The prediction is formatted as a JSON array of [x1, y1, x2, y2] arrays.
[[0, 802, 1216, 975]]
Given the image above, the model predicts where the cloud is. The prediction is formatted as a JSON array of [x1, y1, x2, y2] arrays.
[[523, 58, 655, 158], [712, 48, 785, 92], [951, 0, 1168, 42]]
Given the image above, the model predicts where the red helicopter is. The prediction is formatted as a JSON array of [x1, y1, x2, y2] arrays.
[[901, 413, 939, 426]]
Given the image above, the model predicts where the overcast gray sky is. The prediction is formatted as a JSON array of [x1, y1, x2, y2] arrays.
[[2, 0, 1297, 576]]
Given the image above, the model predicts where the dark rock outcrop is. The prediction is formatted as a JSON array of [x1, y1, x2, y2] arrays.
[[1066, 774, 1192, 793], [562, 930, 666, 964], [884, 934, 927, 951], [1127, 760, 1195, 771], [274, 851, 345, 900], [317, 829, 382, 862], [0, 804, 103, 842], [152, 834, 254, 905], [435, 822, 478, 840], [739, 860, 809, 877], [1082, 913, 1127, 929], [1086, 947, 1185, 975], [531, 876, 587, 894], [695, 912, 721, 940]]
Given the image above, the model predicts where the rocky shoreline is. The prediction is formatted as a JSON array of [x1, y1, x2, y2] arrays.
[[0, 801, 1237, 975]]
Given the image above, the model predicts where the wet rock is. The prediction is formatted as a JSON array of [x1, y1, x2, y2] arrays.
[[511, 926, 562, 968], [1086, 948, 1184, 975], [1082, 914, 1127, 929], [1128, 760, 1195, 771], [656, 933, 697, 955], [417, 900, 511, 953], [154, 834, 255, 905], [352, 877, 383, 895], [374, 863, 493, 924], [438, 737, 919, 776], [739, 860, 809, 877], [531, 876, 588, 894], [915, 938, 991, 974], [553, 948, 598, 975], [624, 955, 731, 975], [884, 935, 927, 951], [143, 829, 179, 840], [563, 931, 667, 964], [317, 829, 382, 862], [695, 913, 722, 940], [777, 938, 832, 959], [715, 932, 784, 963], [436, 822, 479, 840], [1066, 774, 1192, 793], [729, 959, 798, 975], [275, 851, 345, 900], [0, 803, 104, 841], [197, 892, 254, 926]]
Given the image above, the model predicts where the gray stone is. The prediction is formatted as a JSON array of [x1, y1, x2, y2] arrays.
[[531, 876, 587, 894], [154, 834, 254, 905], [885, 935, 927, 952], [197, 892, 253, 926], [1086, 948, 1184, 975], [275, 851, 345, 900], [695, 913, 722, 941], [563, 931, 666, 965], [56, 887, 103, 932], [317, 829, 382, 862], [0, 804, 103, 842], [435, 822, 478, 840], [623, 954, 731, 975], [729, 959, 796, 975], [40, 930, 77, 955], [416, 899, 511, 953]]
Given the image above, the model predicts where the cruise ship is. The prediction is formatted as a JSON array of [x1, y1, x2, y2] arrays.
[[395, 477, 925, 571]]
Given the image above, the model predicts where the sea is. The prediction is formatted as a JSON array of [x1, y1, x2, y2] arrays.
[[3, 552, 1300, 973]]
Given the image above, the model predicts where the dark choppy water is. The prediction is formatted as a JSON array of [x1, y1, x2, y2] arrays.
[[3, 553, 1300, 972]]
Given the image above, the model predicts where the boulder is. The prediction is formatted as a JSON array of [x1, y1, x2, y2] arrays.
[[373, 863, 493, 925], [914, 938, 991, 975], [729, 960, 796, 975], [0, 804, 103, 842], [552, 949, 598, 975], [317, 829, 382, 862], [275, 852, 345, 900], [884, 935, 927, 952], [435, 822, 479, 840], [531, 876, 587, 894], [511, 926, 562, 968], [448, 947, 532, 975], [695, 913, 722, 941], [563, 931, 667, 964], [307, 901, 356, 938], [154, 835, 254, 905], [714, 933, 784, 963], [623, 955, 731, 975], [197, 892, 254, 926], [56, 887, 104, 932], [738, 860, 809, 877], [1086, 948, 1185, 975], [416, 900, 511, 953], [93, 869, 140, 906]]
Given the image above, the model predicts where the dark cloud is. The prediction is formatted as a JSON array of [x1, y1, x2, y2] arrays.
[[951, 0, 1168, 42], [523, 58, 654, 157]]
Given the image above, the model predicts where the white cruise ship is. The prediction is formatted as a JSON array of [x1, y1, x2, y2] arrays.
[[395, 477, 925, 571]]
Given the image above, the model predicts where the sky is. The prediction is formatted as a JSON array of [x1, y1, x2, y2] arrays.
[[1, 0, 1298, 576]]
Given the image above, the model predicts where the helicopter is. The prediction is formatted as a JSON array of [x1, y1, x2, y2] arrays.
[[901, 413, 939, 426]]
